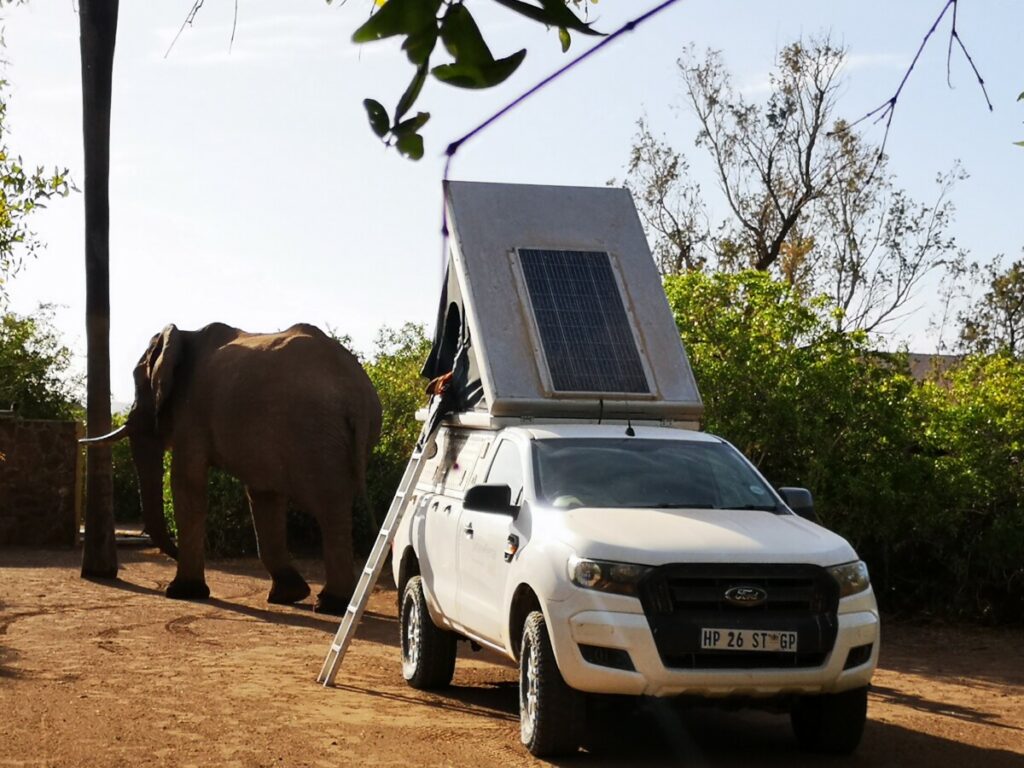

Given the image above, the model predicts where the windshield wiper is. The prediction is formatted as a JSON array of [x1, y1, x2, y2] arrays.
[[717, 504, 779, 512]]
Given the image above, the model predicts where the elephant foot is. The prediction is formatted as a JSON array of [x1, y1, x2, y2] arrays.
[[314, 590, 352, 616], [268, 568, 311, 605], [166, 578, 210, 601]]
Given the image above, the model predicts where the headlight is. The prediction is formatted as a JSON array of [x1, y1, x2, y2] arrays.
[[829, 561, 871, 598], [568, 557, 651, 597]]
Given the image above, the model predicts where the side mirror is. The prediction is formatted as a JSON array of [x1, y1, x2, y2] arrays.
[[778, 487, 818, 523], [464, 484, 517, 516]]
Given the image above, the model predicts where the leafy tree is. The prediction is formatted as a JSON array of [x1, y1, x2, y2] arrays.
[[620, 117, 708, 274], [0, 305, 82, 419], [958, 256, 1024, 357], [629, 38, 963, 334], [679, 38, 849, 273]]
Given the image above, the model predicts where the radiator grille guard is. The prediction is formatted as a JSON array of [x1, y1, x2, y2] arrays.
[[638, 564, 840, 670]]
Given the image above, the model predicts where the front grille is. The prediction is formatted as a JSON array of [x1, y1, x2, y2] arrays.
[[639, 564, 839, 671], [643, 569, 831, 614]]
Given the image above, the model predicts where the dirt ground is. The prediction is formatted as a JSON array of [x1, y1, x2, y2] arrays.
[[1, 546, 1022, 768]]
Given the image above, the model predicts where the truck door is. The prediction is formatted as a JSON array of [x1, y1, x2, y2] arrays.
[[455, 438, 523, 646], [419, 431, 489, 623]]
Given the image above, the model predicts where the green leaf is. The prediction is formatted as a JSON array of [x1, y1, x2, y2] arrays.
[[439, 4, 493, 65], [393, 111, 431, 136], [402, 24, 438, 66], [352, 0, 443, 44], [431, 49, 526, 89], [395, 62, 428, 121], [1018, 91, 1024, 101], [363, 98, 390, 138], [558, 26, 571, 53], [396, 132, 424, 160], [490, 0, 601, 36]]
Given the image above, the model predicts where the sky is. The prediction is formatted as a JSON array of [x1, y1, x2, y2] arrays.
[[4, 0, 1023, 404]]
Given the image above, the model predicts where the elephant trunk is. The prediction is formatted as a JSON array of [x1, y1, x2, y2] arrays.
[[130, 435, 178, 559]]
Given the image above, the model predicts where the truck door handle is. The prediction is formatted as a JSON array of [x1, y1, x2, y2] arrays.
[[463, 523, 474, 538]]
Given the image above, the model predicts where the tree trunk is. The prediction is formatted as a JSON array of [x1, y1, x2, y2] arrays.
[[80, 0, 120, 578]]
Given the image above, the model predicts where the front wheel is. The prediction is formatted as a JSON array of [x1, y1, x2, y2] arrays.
[[400, 576, 456, 689], [791, 685, 869, 754], [519, 610, 585, 757]]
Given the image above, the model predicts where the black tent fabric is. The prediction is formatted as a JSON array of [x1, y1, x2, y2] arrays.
[[419, 266, 485, 444]]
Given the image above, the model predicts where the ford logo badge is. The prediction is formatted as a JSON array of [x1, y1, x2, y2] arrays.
[[724, 585, 768, 607]]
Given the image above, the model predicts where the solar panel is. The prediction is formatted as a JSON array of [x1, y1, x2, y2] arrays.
[[517, 248, 650, 394]]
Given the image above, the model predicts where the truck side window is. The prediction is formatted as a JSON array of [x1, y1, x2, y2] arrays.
[[486, 440, 524, 505]]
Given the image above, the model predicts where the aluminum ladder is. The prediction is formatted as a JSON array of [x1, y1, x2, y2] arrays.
[[317, 422, 439, 686]]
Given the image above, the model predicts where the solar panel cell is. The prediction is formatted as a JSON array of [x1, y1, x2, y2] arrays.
[[518, 249, 650, 394]]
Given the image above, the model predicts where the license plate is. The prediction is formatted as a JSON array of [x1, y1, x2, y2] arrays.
[[700, 628, 798, 652]]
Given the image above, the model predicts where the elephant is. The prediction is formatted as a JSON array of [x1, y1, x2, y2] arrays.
[[85, 322, 382, 614]]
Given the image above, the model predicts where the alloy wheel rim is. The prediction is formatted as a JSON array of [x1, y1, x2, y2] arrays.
[[403, 594, 421, 671]]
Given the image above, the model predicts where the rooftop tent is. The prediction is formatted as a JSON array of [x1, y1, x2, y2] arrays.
[[422, 181, 703, 423]]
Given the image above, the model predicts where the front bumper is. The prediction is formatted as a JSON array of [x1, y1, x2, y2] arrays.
[[544, 592, 879, 698]]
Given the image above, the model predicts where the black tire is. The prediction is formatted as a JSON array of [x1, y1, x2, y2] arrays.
[[400, 576, 456, 689], [519, 610, 585, 757], [791, 685, 869, 754]]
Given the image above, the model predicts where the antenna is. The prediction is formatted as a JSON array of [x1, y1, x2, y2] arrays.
[[625, 416, 635, 437]]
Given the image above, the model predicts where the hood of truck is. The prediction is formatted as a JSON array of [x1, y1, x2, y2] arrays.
[[558, 506, 857, 567]]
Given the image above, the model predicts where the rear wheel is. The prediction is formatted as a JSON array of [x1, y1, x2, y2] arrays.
[[791, 685, 869, 754], [519, 610, 585, 757], [400, 576, 456, 689]]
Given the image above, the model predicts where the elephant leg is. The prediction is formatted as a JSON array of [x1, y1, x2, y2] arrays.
[[310, 485, 356, 616], [247, 488, 310, 605], [166, 454, 210, 600]]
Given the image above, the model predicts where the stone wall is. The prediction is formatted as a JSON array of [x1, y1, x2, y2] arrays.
[[0, 419, 83, 547]]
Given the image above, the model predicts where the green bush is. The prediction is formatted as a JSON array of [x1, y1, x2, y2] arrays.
[[0, 306, 81, 419], [110, 412, 141, 524], [917, 354, 1024, 620], [358, 323, 432, 553], [159, 457, 258, 558], [666, 270, 1024, 621]]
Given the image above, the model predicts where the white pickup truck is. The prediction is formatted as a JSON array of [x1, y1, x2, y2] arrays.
[[391, 422, 879, 757]]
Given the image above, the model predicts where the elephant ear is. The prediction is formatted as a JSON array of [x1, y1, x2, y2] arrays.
[[148, 324, 183, 418]]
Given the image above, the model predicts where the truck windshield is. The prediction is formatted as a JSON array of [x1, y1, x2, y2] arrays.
[[532, 438, 780, 511]]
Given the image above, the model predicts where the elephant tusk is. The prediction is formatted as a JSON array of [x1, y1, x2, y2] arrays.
[[79, 424, 131, 445]]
